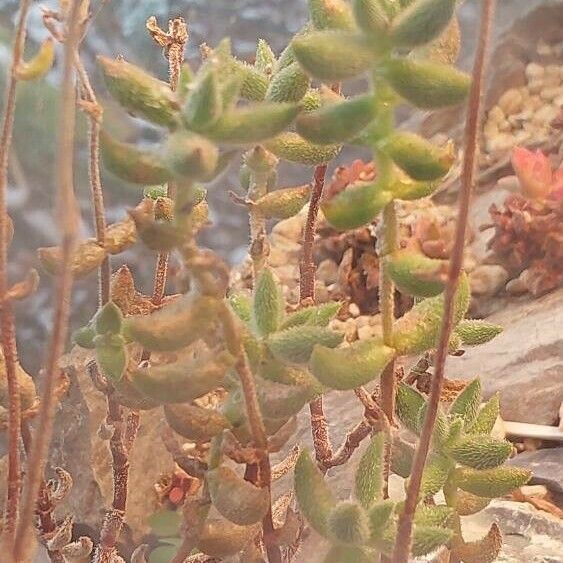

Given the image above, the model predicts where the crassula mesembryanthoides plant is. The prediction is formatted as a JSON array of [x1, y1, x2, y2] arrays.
[[35, 0, 532, 561]]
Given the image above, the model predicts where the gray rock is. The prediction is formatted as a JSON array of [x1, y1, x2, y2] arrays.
[[447, 288, 563, 425], [507, 448, 563, 495], [469, 264, 509, 296]]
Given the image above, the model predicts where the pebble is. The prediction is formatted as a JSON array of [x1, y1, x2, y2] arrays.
[[488, 105, 505, 123], [525, 62, 544, 81], [498, 88, 524, 115], [348, 303, 360, 318], [540, 86, 562, 102], [532, 104, 558, 124], [505, 269, 530, 295], [271, 213, 304, 242], [469, 264, 509, 296], [357, 324, 379, 340]]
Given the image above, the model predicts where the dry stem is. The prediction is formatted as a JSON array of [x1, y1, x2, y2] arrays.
[[393, 2, 496, 560], [0, 0, 32, 550], [13, 1, 82, 560]]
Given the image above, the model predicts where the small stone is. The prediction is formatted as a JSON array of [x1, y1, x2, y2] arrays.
[[526, 95, 543, 110], [498, 88, 524, 115], [507, 448, 563, 495], [488, 105, 505, 123], [525, 62, 545, 81], [483, 121, 499, 140], [486, 133, 514, 153], [344, 318, 358, 341], [316, 259, 338, 285], [314, 281, 330, 303], [268, 246, 291, 268], [540, 86, 562, 102], [532, 104, 559, 124], [498, 118, 511, 132], [469, 264, 509, 296], [520, 485, 548, 499], [271, 213, 304, 242], [527, 80, 543, 95], [536, 40, 553, 56], [357, 324, 379, 340], [506, 271, 530, 295], [348, 303, 360, 318], [554, 94, 563, 107]]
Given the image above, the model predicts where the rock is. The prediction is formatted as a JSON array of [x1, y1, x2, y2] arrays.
[[488, 105, 506, 123], [447, 288, 563, 425], [271, 212, 304, 242], [525, 62, 545, 81], [469, 264, 509, 296], [316, 259, 338, 286], [507, 448, 563, 495], [498, 88, 524, 115], [540, 86, 562, 102]]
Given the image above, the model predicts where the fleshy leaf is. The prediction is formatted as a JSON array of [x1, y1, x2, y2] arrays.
[[294, 449, 337, 537], [98, 56, 179, 127], [452, 523, 502, 563], [324, 545, 372, 563], [253, 185, 311, 219], [327, 501, 371, 545], [265, 62, 310, 103], [467, 394, 500, 436], [280, 302, 341, 330], [414, 504, 453, 528], [367, 500, 395, 539], [321, 180, 392, 230], [296, 94, 378, 145], [449, 378, 482, 425], [257, 378, 314, 419], [252, 268, 284, 337], [384, 58, 471, 109], [292, 31, 379, 82], [309, 338, 394, 390], [95, 301, 123, 335], [228, 291, 252, 323], [130, 349, 234, 404], [309, 0, 355, 30], [384, 250, 447, 297], [355, 432, 385, 508], [164, 131, 219, 181], [455, 320, 503, 346], [205, 102, 300, 144], [38, 242, 106, 279], [16, 38, 55, 81], [392, 273, 470, 355], [268, 325, 343, 364], [390, 0, 456, 48], [100, 130, 171, 185], [207, 466, 270, 525], [352, 0, 390, 36], [164, 403, 231, 442], [391, 437, 415, 478], [447, 435, 512, 470], [454, 466, 532, 498], [255, 39, 276, 73], [456, 489, 491, 516], [265, 132, 341, 165], [125, 294, 220, 352], [183, 67, 223, 131], [94, 334, 127, 382], [412, 524, 452, 557], [395, 382, 425, 432], [420, 453, 454, 497], [379, 132, 455, 181]]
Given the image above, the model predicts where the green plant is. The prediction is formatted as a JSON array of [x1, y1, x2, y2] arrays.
[[0, 1, 533, 562]]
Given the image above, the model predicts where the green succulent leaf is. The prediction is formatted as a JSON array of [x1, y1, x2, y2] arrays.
[[207, 466, 270, 525], [94, 301, 123, 335], [257, 378, 314, 419], [255, 39, 277, 73], [125, 294, 220, 352], [98, 56, 179, 127], [378, 131, 455, 181], [367, 499, 395, 539], [280, 302, 341, 330], [163, 403, 231, 442], [163, 131, 219, 181], [309, 338, 395, 390], [384, 250, 447, 297], [467, 394, 500, 436], [449, 378, 482, 426], [265, 132, 341, 165], [94, 333, 127, 382], [265, 62, 310, 103], [327, 501, 371, 545], [392, 273, 470, 355], [148, 509, 182, 538], [391, 437, 415, 478], [412, 524, 452, 557], [390, 0, 456, 48], [455, 320, 503, 346], [452, 522, 502, 563], [294, 449, 337, 537], [252, 267, 284, 337], [268, 325, 343, 364], [228, 291, 252, 324], [384, 58, 471, 109], [414, 504, 453, 528], [100, 131, 171, 186], [183, 67, 223, 132], [420, 453, 454, 497], [130, 349, 235, 404], [253, 184, 311, 219], [297, 94, 377, 145], [447, 435, 512, 470], [72, 323, 96, 349], [309, 0, 356, 30], [205, 102, 300, 144], [456, 489, 491, 516], [324, 546, 372, 563], [395, 382, 425, 432], [321, 180, 392, 230], [355, 432, 385, 509], [292, 31, 380, 82], [454, 466, 532, 498], [352, 0, 390, 36]]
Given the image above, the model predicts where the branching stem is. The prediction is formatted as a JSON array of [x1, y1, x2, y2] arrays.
[[393, 2, 496, 561]]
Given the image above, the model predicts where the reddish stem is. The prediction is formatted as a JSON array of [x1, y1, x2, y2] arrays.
[[393, 2, 496, 561]]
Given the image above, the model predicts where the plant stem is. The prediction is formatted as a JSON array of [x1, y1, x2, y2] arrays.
[[13, 1, 83, 560], [393, 2, 496, 561], [443, 474, 462, 563], [0, 0, 31, 551], [75, 56, 110, 306], [248, 169, 271, 281]]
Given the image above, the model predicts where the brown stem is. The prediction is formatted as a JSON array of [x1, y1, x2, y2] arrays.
[[75, 56, 110, 305], [21, 423, 64, 563], [13, 2, 82, 560], [322, 420, 372, 470], [393, 2, 496, 561], [0, 0, 32, 551], [93, 394, 140, 562]]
